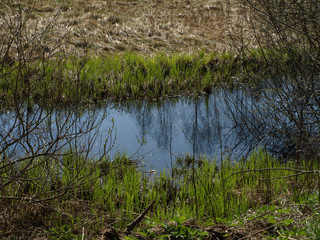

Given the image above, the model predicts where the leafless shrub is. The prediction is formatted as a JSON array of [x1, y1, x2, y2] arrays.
[[227, 0, 320, 161], [0, 0, 115, 232]]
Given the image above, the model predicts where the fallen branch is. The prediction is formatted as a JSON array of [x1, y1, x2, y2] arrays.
[[125, 200, 155, 235]]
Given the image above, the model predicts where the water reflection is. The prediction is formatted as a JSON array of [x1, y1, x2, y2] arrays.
[[94, 91, 256, 170], [6, 85, 317, 172], [0, 104, 112, 163], [224, 80, 320, 160]]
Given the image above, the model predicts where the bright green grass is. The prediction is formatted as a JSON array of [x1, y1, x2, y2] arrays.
[[0, 50, 271, 107], [1, 149, 319, 239]]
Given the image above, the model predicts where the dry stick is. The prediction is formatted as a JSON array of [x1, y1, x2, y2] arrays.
[[224, 168, 318, 181], [215, 90, 226, 218], [124, 200, 155, 235], [246, 206, 284, 223], [192, 100, 199, 218], [81, 227, 85, 240], [239, 223, 278, 240]]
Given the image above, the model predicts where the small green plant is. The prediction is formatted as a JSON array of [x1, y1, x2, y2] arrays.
[[46, 225, 81, 240], [304, 213, 320, 239], [161, 222, 208, 240]]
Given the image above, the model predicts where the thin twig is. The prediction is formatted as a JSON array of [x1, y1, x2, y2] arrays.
[[224, 168, 318, 181], [82, 227, 85, 240], [244, 0, 316, 40], [239, 223, 278, 240]]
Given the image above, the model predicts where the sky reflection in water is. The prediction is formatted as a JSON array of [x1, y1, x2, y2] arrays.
[[92, 90, 255, 170]]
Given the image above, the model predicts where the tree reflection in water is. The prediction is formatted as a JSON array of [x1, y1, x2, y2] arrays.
[[5, 84, 316, 173], [107, 92, 257, 170]]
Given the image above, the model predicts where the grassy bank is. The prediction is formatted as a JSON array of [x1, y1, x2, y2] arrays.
[[0, 50, 274, 107], [1, 150, 319, 239], [0, 0, 252, 107]]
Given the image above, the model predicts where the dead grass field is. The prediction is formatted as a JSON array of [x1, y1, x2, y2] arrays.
[[7, 0, 253, 56]]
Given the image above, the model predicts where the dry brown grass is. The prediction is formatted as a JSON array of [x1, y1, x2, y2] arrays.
[[5, 0, 254, 56]]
